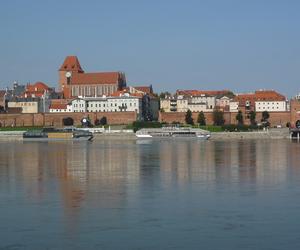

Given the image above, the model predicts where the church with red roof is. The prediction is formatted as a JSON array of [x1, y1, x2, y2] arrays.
[[59, 56, 126, 99]]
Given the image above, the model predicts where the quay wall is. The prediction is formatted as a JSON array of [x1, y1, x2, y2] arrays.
[[0, 112, 137, 127], [159, 111, 291, 127], [210, 128, 290, 140]]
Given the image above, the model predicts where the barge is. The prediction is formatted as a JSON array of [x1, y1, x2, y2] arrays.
[[23, 127, 93, 141]]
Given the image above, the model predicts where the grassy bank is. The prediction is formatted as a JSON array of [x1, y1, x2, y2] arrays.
[[0, 126, 43, 131]]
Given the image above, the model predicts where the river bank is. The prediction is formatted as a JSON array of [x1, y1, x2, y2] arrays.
[[0, 128, 291, 141]]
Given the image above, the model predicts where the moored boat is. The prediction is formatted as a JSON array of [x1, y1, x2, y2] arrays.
[[23, 127, 93, 141], [136, 127, 210, 139]]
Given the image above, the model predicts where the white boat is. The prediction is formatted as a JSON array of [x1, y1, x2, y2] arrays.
[[136, 127, 210, 139]]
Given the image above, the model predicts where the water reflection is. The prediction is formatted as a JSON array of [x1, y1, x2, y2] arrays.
[[0, 139, 300, 249]]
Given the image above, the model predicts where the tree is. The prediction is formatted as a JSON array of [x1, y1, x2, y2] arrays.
[[224, 91, 235, 99], [213, 110, 225, 126], [197, 111, 206, 126], [159, 92, 171, 99], [249, 111, 256, 125], [235, 110, 244, 125], [63, 117, 74, 126], [261, 111, 270, 122], [99, 116, 107, 126], [185, 109, 194, 125]]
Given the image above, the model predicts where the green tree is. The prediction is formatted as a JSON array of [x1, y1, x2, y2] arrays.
[[235, 110, 244, 125], [261, 111, 270, 122], [63, 117, 74, 126], [249, 111, 256, 125], [185, 109, 194, 125], [224, 91, 235, 99], [159, 92, 171, 99], [213, 110, 225, 126], [99, 116, 107, 126], [197, 111, 206, 126]]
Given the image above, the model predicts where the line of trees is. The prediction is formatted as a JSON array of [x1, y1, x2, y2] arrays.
[[185, 110, 226, 126], [183, 109, 271, 127], [62, 116, 108, 127]]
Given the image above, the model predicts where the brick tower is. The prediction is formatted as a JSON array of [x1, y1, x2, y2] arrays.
[[58, 56, 84, 98]]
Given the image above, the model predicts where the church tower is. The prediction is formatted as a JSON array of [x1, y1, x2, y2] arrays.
[[58, 56, 84, 98]]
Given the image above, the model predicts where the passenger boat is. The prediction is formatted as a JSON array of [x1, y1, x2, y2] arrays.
[[23, 127, 93, 141], [136, 127, 210, 139]]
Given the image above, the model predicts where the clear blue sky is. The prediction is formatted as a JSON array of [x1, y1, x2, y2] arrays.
[[0, 0, 299, 97]]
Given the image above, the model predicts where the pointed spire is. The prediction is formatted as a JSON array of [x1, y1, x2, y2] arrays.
[[59, 56, 84, 73]]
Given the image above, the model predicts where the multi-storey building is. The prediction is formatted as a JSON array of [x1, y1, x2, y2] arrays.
[[233, 90, 288, 112], [160, 93, 215, 112], [8, 97, 51, 113], [58, 56, 126, 99], [70, 93, 143, 119]]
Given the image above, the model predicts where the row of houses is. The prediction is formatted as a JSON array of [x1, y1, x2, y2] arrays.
[[160, 89, 290, 114], [49, 87, 159, 120], [1, 55, 299, 127]]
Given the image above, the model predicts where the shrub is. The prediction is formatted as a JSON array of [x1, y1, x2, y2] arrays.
[[63, 117, 74, 126]]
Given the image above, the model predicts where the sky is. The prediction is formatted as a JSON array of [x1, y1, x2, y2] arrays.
[[0, 0, 299, 97]]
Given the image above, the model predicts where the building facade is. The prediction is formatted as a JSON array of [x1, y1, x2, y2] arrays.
[[160, 94, 215, 112], [58, 56, 126, 99], [70, 94, 143, 119]]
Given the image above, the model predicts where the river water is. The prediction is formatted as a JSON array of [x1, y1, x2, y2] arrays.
[[0, 139, 300, 249]]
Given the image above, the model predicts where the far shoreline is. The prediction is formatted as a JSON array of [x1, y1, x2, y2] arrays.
[[0, 128, 292, 141]]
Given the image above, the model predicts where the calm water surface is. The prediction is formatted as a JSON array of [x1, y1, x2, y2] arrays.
[[0, 139, 300, 249]]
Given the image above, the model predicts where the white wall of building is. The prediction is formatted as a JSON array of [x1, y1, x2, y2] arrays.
[[229, 101, 239, 112], [8, 101, 39, 113], [255, 101, 287, 112], [71, 95, 142, 118]]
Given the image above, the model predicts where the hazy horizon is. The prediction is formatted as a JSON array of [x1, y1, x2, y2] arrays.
[[0, 0, 299, 97]]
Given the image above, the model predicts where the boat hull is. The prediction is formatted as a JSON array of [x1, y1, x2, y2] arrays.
[[23, 128, 93, 141], [136, 128, 211, 140], [23, 136, 93, 142]]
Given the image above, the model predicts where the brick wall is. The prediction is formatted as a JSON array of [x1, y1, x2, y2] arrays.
[[0, 112, 136, 127], [159, 112, 229, 125], [290, 100, 300, 127], [159, 111, 292, 126]]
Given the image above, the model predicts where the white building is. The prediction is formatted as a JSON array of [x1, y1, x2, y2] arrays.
[[8, 101, 39, 113], [229, 101, 239, 112], [71, 94, 143, 119], [49, 103, 72, 113], [160, 94, 215, 112], [255, 101, 287, 112]]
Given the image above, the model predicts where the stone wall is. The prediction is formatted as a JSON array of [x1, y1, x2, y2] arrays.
[[159, 111, 292, 127], [0, 112, 137, 127]]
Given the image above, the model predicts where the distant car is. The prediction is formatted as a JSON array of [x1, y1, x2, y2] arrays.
[[276, 125, 282, 128]]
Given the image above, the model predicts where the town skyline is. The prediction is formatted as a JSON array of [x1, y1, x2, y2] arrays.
[[1, 0, 300, 97]]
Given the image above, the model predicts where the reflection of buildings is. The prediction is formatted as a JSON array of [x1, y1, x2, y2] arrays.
[[156, 139, 291, 189], [0, 140, 140, 233]]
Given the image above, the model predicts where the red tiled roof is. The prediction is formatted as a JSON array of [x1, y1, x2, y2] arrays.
[[134, 86, 153, 94], [234, 90, 286, 106], [59, 56, 84, 73], [71, 72, 121, 85], [49, 103, 68, 110], [26, 82, 51, 92]]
